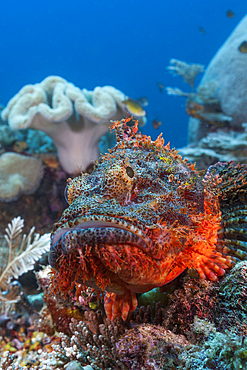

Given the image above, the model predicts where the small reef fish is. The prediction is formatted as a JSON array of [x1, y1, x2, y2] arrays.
[[152, 119, 162, 129], [122, 98, 146, 117], [49, 116, 247, 322], [226, 10, 235, 18], [198, 27, 206, 34], [238, 41, 247, 53], [135, 96, 149, 107], [157, 82, 165, 93]]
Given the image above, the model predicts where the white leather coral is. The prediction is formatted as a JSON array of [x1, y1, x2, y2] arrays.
[[2, 76, 130, 174]]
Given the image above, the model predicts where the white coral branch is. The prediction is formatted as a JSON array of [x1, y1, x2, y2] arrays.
[[167, 58, 204, 90], [0, 217, 50, 291], [166, 87, 194, 98], [5, 217, 24, 242]]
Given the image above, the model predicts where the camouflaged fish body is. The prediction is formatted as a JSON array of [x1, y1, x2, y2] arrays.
[[49, 117, 247, 321]]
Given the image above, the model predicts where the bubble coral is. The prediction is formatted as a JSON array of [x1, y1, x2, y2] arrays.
[[0, 152, 44, 201], [1, 76, 132, 175]]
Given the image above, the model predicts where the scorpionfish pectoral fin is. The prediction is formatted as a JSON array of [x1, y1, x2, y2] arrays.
[[202, 161, 247, 270], [104, 290, 138, 321], [159, 160, 247, 285]]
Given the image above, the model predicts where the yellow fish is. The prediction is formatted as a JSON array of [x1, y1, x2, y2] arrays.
[[122, 98, 146, 117], [238, 41, 247, 53]]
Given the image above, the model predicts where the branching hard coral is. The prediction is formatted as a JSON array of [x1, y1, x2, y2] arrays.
[[0, 351, 22, 370], [0, 152, 44, 201], [129, 301, 165, 326], [1, 76, 146, 175], [0, 217, 50, 310], [42, 318, 127, 370], [36, 266, 106, 336], [167, 58, 204, 90]]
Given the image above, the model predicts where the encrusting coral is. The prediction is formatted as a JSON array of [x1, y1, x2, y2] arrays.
[[163, 261, 247, 337], [1, 76, 146, 175], [179, 123, 247, 169], [117, 323, 189, 369], [178, 317, 247, 369], [0, 152, 44, 201], [162, 275, 219, 335], [214, 261, 247, 335]]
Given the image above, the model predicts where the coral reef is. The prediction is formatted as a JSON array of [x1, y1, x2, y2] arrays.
[[179, 122, 247, 169], [166, 58, 230, 129], [1, 114, 247, 369], [167, 57, 233, 143], [0, 327, 62, 369], [133, 289, 167, 325], [0, 116, 56, 155], [41, 318, 126, 369], [2, 266, 247, 369], [178, 317, 247, 369], [191, 14, 247, 137], [117, 323, 189, 369], [1, 76, 146, 174], [163, 260, 247, 337], [0, 152, 69, 243], [214, 261, 247, 335], [36, 319, 189, 370], [0, 151, 67, 236], [162, 275, 218, 335], [36, 266, 88, 336], [0, 152, 44, 201], [166, 16, 247, 169]]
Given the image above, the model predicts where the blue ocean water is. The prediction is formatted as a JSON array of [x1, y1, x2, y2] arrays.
[[0, 0, 246, 148]]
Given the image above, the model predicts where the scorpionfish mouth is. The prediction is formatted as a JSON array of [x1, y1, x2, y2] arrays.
[[49, 215, 154, 294]]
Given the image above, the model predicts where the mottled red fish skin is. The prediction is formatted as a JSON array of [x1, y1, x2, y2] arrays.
[[49, 117, 235, 321]]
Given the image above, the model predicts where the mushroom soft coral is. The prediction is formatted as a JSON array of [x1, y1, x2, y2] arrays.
[[1, 76, 131, 175]]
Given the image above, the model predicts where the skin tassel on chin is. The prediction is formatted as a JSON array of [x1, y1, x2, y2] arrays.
[[104, 290, 138, 321]]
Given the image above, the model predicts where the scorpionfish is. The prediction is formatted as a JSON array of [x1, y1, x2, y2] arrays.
[[49, 116, 247, 321]]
